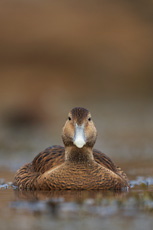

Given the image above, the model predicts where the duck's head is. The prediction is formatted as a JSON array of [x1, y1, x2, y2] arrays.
[[62, 107, 97, 149]]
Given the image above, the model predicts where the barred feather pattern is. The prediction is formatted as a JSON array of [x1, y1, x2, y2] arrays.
[[14, 145, 129, 190]]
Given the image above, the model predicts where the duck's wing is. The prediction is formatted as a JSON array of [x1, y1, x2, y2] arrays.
[[93, 149, 129, 183], [32, 145, 65, 173], [14, 145, 65, 189]]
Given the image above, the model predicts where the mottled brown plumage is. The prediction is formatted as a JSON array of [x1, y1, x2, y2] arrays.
[[14, 107, 129, 190]]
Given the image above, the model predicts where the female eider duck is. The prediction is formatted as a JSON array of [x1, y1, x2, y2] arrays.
[[14, 107, 129, 190]]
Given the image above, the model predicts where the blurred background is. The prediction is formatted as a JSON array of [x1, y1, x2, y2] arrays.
[[0, 0, 153, 171]]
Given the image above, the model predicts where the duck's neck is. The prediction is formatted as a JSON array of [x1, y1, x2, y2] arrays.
[[65, 145, 94, 163]]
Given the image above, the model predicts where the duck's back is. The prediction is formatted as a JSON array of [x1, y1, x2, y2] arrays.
[[14, 145, 129, 190]]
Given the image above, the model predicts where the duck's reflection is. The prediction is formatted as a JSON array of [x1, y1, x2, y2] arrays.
[[12, 189, 130, 218], [14, 189, 128, 202]]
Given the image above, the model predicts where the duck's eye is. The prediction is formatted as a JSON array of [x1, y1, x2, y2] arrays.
[[88, 117, 91, 121], [68, 117, 71, 121]]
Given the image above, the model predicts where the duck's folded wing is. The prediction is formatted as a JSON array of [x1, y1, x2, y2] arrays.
[[32, 145, 65, 173], [93, 149, 129, 184], [14, 145, 65, 189]]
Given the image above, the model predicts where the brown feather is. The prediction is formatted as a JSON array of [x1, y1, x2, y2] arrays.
[[14, 145, 129, 190]]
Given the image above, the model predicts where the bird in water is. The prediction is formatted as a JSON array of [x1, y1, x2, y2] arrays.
[[14, 107, 129, 190]]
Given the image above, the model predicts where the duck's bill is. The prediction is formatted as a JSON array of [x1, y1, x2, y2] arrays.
[[73, 124, 86, 148]]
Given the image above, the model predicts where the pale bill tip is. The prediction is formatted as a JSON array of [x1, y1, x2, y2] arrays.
[[74, 138, 86, 148]]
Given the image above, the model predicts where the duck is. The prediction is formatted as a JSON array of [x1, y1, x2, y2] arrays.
[[14, 107, 129, 190]]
